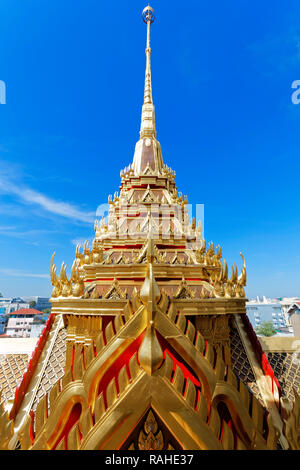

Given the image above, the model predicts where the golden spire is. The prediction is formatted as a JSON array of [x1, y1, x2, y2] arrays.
[[132, 5, 164, 175], [140, 5, 156, 139]]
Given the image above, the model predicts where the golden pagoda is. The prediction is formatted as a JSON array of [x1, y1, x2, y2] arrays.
[[0, 5, 299, 451]]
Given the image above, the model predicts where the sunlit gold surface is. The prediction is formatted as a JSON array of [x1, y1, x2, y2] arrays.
[[0, 4, 299, 451]]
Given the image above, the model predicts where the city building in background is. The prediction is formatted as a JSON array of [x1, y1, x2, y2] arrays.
[[0, 297, 30, 314], [30, 316, 47, 338], [0, 308, 7, 335], [286, 303, 300, 337], [24, 297, 51, 311], [9, 298, 30, 312], [5, 308, 44, 338], [246, 296, 290, 335], [0, 297, 12, 311], [0, 295, 50, 334], [279, 297, 300, 328]]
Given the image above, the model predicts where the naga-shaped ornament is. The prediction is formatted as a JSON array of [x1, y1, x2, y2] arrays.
[[71, 260, 85, 297], [234, 253, 247, 298], [50, 252, 62, 298], [60, 262, 72, 297]]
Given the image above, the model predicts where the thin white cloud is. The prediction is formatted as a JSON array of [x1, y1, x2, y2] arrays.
[[0, 225, 17, 231], [0, 161, 95, 224], [0, 268, 50, 279], [0, 226, 59, 240]]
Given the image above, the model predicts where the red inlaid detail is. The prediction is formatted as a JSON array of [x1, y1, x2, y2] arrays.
[[86, 277, 203, 284], [52, 402, 82, 450], [71, 345, 75, 375], [129, 184, 166, 189], [10, 313, 56, 420], [241, 314, 281, 395], [217, 402, 238, 448], [103, 244, 143, 250], [95, 327, 202, 410], [29, 410, 35, 445], [85, 277, 146, 283], [156, 245, 186, 249], [157, 332, 201, 390], [102, 316, 116, 343], [102, 244, 188, 251], [97, 331, 146, 408], [91, 326, 203, 414]]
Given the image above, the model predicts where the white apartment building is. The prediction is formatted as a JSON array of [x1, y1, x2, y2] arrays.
[[246, 296, 288, 334], [278, 297, 300, 329], [0, 297, 30, 314], [5, 308, 43, 338]]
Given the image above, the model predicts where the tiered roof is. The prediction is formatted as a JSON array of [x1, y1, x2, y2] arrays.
[[0, 4, 299, 452]]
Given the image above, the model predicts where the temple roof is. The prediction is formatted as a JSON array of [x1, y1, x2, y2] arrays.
[[0, 355, 29, 406], [259, 337, 300, 402]]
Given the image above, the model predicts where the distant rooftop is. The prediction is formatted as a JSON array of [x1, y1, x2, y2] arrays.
[[247, 296, 300, 305], [0, 298, 28, 304], [247, 296, 281, 305], [8, 308, 43, 316]]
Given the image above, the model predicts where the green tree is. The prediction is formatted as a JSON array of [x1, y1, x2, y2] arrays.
[[255, 321, 277, 337], [42, 308, 51, 314], [35, 315, 46, 324], [29, 300, 37, 308], [0, 292, 3, 298]]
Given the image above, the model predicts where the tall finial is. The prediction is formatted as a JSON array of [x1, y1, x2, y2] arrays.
[[132, 5, 164, 175], [142, 5, 155, 106], [140, 5, 156, 139]]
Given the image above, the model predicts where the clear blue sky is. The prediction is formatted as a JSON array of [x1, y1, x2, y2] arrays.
[[0, 0, 299, 299]]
